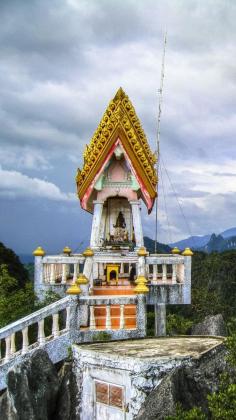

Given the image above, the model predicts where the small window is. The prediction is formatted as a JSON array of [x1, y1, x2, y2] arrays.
[[95, 380, 124, 409]]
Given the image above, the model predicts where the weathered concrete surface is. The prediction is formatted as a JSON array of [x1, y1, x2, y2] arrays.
[[73, 337, 224, 419], [136, 343, 228, 419], [191, 314, 227, 337]]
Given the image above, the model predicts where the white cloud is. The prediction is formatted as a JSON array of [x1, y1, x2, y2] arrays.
[[0, 166, 76, 201]]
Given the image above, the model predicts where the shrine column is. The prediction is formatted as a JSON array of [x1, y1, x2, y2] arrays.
[[130, 200, 144, 247], [90, 200, 104, 249]]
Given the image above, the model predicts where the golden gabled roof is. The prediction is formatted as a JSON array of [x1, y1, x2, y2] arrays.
[[76, 87, 157, 207]]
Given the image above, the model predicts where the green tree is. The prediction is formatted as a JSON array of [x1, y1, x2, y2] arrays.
[[0, 264, 35, 327]]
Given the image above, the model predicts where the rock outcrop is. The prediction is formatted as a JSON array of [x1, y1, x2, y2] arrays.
[[191, 314, 227, 337], [136, 344, 228, 419], [0, 349, 78, 420]]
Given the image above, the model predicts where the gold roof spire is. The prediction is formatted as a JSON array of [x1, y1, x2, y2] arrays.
[[76, 88, 157, 211]]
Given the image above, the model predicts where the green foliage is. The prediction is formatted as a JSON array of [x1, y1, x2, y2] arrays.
[[92, 331, 112, 342], [166, 314, 193, 336], [207, 384, 236, 419], [24, 263, 34, 281], [0, 264, 35, 327], [166, 403, 206, 420], [35, 290, 61, 309], [0, 242, 30, 288]]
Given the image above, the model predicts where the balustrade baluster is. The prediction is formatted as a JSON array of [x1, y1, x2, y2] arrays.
[[10, 333, 16, 354], [106, 305, 111, 330], [89, 306, 96, 330], [52, 313, 59, 337], [73, 263, 78, 283], [120, 304, 125, 329], [172, 264, 177, 284], [153, 264, 157, 283], [66, 306, 71, 330], [38, 319, 45, 345], [162, 264, 167, 282], [5, 336, 11, 361], [50, 264, 55, 284], [22, 327, 29, 354], [62, 264, 67, 284]]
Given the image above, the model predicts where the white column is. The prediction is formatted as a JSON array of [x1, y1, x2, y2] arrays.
[[162, 264, 167, 282], [50, 264, 55, 284], [66, 306, 70, 330], [73, 263, 78, 283], [10, 333, 16, 354], [120, 305, 125, 329], [172, 264, 177, 284], [90, 200, 104, 249], [38, 319, 45, 345], [130, 200, 144, 247], [89, 306, 96, 330], [138, 256, 146, 276], [62, 264, 67, 284], [155, 304, 166, 336], [52, 313, 59, 337], [153, 264, 157, 283], [106, 305, 111, 330], [120, 263, 124, 274], [99, 263, 104, 277], [22, 327, 29, 354], [5, 336, 11, 361]]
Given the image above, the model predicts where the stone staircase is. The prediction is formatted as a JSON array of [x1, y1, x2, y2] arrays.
[[93, 304, 136, 329], [92, 277, 135, 296]]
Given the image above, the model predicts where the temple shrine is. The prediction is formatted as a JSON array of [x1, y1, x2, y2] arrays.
[[32, 87, 192, 334], [0, 88, 194, 419]]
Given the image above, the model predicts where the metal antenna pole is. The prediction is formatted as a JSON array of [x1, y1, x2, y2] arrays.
[[154, 32, 167, 253]]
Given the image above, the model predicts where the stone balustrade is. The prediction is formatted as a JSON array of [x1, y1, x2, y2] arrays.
[[0, 296, 73, 364], [146, 255, 185, 284], [0, 294, 146, 390]]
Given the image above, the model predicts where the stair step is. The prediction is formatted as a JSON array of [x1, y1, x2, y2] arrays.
[[94, 305, 136, 316]]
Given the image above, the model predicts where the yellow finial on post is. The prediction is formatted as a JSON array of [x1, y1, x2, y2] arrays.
[[171, 247, 180, 254], [63, 246, 72, 255], [182, 248, 194, 256], [33, 247, 45, 257], [83, 247, 94, 257]]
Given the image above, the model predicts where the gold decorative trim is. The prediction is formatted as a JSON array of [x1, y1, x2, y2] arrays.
[[76, 88, 157, 202]]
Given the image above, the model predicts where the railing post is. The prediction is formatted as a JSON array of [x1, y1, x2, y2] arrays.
[[5, 336, 11, 362], [50, 264, 55, 284], [106, 305, 111, 330], [52, 313, 59, 337], [162, 264, 167, 282], [22, 327, 29, 355], [38, 319, 45, 345], [62, 264, 67, 284], [153, 264, 157, 283], [120, 304, 125, 329], [89, 305, 96, 330], [34, 254, 44, 301], [136, 295, 146, 337], [66, 306, 70, 330], [172, 264, 177, 284], [73, 263, 78, 283], [10, 333, 16, 354]]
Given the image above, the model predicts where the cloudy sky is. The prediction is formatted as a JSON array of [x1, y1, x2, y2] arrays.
[[0, 0, 235, 254]]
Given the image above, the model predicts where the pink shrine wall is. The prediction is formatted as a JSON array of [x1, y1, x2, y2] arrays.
[[97, 159, 137, 202]]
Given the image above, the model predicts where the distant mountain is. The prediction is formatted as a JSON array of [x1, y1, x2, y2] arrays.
[[170, 235, 210, 250], [170, 227, 236, 253], [201, 234, 236, 253], [144, 237, 171, 254], [221, 227, 236, 239]]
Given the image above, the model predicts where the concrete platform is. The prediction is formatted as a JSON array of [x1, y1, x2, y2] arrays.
[[73, 336, 225, 419], [74, 336, 224, 360]]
